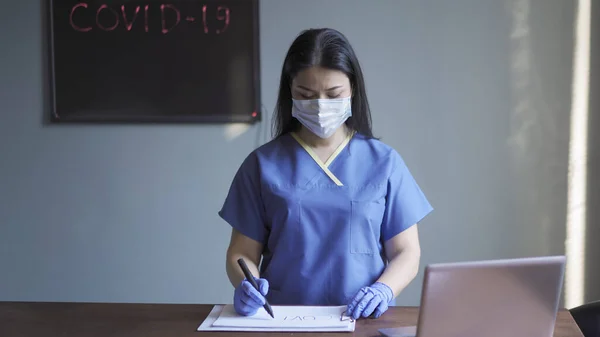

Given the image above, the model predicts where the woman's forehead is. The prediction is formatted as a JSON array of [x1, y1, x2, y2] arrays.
[[292, 66, 350, 90]]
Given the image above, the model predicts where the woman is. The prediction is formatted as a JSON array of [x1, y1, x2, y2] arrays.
[[219, 28, 433, 320]]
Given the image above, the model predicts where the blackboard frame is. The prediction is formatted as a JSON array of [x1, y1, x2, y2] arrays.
[[47, 0, 261, 124]]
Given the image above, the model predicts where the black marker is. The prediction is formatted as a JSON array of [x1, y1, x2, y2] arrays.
[[237, 258, 275, 318]]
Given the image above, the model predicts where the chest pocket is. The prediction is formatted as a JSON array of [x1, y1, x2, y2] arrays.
[[350, 191, 386, 255]]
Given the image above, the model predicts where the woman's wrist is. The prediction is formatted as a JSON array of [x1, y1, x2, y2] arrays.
[[372, 281, 394, 303]]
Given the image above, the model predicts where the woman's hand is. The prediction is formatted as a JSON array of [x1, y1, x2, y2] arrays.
[[233, 277, 270, 316], [346, 282, 394, 319]]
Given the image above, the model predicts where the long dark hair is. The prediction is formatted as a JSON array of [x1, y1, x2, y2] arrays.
[[271, 28, 374, 139]]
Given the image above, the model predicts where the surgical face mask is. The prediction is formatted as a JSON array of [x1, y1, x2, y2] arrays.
[[291, 96, 352, 139]]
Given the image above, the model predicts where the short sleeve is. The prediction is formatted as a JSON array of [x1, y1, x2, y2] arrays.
[[381, 152, 433, 242], [218, 153, 268, 244]]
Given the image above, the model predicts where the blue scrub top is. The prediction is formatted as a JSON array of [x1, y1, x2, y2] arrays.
[[219, 132, 433, 306]]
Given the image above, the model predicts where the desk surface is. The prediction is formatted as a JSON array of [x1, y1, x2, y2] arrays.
[[0, 302, 583, 337]]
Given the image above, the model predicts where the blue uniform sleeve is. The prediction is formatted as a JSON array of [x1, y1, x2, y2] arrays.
[[381, 151, 433, 242], [218, 153, 268, 244]]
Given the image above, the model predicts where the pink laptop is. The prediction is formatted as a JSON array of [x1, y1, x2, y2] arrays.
[[380, 255, 566, 337]]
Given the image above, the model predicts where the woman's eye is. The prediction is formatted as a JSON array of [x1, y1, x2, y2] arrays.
[[301, 94, 313, 99]]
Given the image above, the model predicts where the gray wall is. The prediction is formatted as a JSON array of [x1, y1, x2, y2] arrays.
[[1, 0, 591, 306], [585, 0, 600, 303]]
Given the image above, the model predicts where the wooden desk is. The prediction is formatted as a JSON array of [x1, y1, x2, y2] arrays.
[[0, 302, 583, 337]]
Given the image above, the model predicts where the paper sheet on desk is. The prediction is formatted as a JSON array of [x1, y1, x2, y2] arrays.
[[197, 304, 355, 332]]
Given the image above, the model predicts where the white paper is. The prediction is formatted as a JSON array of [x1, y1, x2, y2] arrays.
[[213, 304, 351, 328], [197, 305, 355, 332]]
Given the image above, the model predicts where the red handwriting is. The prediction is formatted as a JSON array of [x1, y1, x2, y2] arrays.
[[216, 6, 229, 34], [160, 4, 180, 34], [96, 4, 118, 31], [144, 5, 149, 32], [201, 5, 208, 33], [69, 3, 91, 32], [69, 2, 230, 34], [121, 5, 140, 32]]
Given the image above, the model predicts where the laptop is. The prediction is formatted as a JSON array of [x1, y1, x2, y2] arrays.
[[379, 255, 566, 337]]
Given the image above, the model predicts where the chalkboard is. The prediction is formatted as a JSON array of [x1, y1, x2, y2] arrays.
[[49, 0, 260, 123]]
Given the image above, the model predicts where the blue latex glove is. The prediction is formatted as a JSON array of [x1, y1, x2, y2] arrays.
[[233, 277, 269, 316], [346, 282, 394, 320]]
